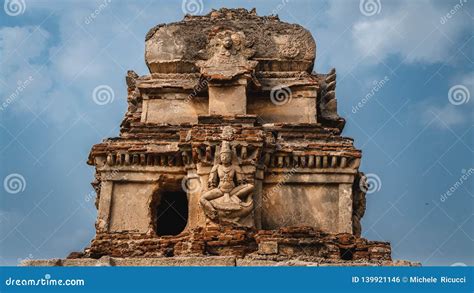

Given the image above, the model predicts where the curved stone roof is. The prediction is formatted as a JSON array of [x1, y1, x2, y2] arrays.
[[145, 8, 316, 74]]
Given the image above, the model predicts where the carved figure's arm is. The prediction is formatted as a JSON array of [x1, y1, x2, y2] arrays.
[[235, 165, 247, 185], [208, 165, 219, 188]]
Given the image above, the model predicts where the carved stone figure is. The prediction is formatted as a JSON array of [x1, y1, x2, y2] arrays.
[[200, 141, 255, 226], [195, 29, 257, 81]]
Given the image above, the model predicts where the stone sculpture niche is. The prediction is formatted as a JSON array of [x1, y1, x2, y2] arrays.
[[196, 29, 258, 116], [196, 29, 257, 81], [200, 140, 255, 227]]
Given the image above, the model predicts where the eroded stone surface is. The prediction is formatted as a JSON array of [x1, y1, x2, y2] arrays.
[[144, 8, 315, 74], [23, 226, 420, 267], [24, 227, 420, 266], [22, 257, 420, 267], [25, 8, 415, 267]]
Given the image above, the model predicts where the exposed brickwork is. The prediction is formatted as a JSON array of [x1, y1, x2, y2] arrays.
[[80, 226, 390, 263]]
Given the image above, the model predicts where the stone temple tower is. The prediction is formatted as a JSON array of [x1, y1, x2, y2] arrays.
[[25, 8, 417, 266]]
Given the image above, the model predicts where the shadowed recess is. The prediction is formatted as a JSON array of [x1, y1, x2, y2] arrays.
[[155, 191, 188, 236]]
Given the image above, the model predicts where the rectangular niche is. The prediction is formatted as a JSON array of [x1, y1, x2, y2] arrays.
[[261, 184, 339, 232], [108, 182, 155, 233], [141, 95, 208, 124], [247, 93, 316, 124]]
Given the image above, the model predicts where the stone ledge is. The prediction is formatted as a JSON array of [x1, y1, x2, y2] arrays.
[[22, 256, 236, 267], [22, 256, 420, 267]]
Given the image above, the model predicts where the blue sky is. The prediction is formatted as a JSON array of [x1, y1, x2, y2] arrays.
[[0, 0, 473, 266]]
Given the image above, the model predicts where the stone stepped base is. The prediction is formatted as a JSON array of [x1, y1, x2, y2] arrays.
[[22, 256, 420, 267], [22, 227, 420, 267], [82, 226, 395, 262]]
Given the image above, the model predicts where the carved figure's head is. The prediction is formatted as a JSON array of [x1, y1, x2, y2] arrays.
[[219, 141, 233, 165], [220, 152, 232, 165], [223, 36, 233, 49]]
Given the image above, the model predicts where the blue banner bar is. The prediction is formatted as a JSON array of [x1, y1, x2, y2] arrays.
[[1, 266, 473, 292]]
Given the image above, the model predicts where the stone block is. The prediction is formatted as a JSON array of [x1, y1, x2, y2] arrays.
[[208, 84, 247, 115], [112, 256, 236, 266], [258, 241, 278, 255]]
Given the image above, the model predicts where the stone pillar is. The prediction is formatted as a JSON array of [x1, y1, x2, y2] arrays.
[[185, 168, 207, 230], [253, 166, 265, 229], [190, 166, 215, 228], [338, 183, 353, 234], [96, 181, 113, 233]]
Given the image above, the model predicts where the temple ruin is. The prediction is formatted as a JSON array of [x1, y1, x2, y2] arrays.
[[24, 8, 417, 266]]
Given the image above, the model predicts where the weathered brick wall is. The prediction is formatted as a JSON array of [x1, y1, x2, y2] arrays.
[[76, 226, 390, 263]]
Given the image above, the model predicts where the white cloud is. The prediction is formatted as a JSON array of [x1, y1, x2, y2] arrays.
[[313, 0, 472, 73], [424, 104, 468, 129], [352, 0, 469, 64], [0, 2, 147, 126], [459, 72, 474, 89], [0, 26, 50, 62], [421, 71, 473, 130], [0, 26, 53, 115]]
